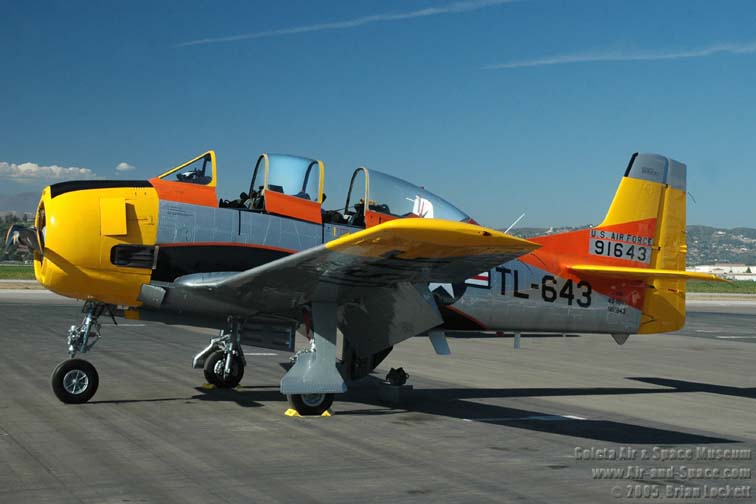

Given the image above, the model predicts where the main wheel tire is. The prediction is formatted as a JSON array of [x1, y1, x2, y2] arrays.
[[203, 351, 244, 388], [51, 359, 99, 404], [287, 393, 334, 416]]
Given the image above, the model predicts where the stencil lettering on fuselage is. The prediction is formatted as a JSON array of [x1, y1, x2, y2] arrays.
[[449, 261, 642, 334], [495, 266, 592, 307], [589, 229, 653, 264]]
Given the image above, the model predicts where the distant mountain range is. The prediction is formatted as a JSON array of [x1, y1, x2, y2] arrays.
[[686, 226, 756, 265], [0, 192, 39, 215]]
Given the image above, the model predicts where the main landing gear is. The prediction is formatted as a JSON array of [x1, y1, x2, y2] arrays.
[[51, 301, 111, 404], [49, 302, 400, 416], [281, 301, 346, 416], [192, 318, 246, 389], [287, 392, 334, 416]]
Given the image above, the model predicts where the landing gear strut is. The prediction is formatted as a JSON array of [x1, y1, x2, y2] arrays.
[[281, 302, 346, 416], [193, 318, 246, 389], [51, 301, 111, 404]]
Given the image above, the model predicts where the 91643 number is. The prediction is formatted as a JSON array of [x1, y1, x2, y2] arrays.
[[590, 238, 650, 264]]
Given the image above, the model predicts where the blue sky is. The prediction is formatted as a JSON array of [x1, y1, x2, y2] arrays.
[[2, 0, 755, 228]]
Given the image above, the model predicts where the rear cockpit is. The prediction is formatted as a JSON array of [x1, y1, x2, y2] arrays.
[[337, 167, 473, 228]]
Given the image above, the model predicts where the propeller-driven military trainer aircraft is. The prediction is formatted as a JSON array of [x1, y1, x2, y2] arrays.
[[5, 151, 722, 415]]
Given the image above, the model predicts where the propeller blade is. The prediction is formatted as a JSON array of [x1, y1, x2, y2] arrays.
[[4, 224, 41, 254]]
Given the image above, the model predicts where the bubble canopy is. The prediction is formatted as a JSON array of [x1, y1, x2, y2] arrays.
[[345, 167, 471, 223], [249, 154, 322, 202]]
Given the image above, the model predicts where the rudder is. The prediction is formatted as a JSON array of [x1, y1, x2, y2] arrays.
[[599, 153, 688, 333]]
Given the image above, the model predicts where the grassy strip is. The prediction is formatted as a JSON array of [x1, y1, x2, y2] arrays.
[[686, 280, 756, 294], [0, 265, 35, 280]]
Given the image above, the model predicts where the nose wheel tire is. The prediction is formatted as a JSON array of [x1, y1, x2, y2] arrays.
[[203, 351, 244, 389], [287, 393, 334, 416], [51, 359, 99, 404]]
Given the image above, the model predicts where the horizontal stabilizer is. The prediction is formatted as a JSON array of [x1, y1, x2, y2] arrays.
[[570, 265, 727, 282]]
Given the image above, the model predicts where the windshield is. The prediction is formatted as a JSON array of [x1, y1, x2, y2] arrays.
[[159, 152, 214, 185], [359, 169, 471, 222], [261, 154, 320, 201]]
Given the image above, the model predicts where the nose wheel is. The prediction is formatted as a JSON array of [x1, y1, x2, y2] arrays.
[[51, 359, 99, 404]]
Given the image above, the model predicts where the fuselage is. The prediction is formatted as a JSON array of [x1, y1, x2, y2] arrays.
[[33, 188, 641, 336], [31, 150, 693, 340]]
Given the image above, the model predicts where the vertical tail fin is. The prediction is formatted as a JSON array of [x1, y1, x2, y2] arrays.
[[525, 153, 696, 334], [525, 153, 721, 333], [599, 153, 688, 333]]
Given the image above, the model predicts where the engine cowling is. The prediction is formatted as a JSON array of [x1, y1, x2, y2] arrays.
[[33, 181, 159, 306]]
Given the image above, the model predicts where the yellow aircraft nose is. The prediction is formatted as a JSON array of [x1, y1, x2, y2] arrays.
[[33, 181, 160, 306]]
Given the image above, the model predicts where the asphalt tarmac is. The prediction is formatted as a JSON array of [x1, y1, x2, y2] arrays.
[[1, 291, 754, 503]]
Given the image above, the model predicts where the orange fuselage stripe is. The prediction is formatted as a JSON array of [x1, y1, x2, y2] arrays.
[[150, 178, 218, 207]]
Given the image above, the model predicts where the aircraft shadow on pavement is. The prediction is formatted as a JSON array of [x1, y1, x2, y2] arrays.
[[87, 376, 742, 444], [335, 376, 739, 445], [87, 386, 284, 407], [629, 377, 756, 399]]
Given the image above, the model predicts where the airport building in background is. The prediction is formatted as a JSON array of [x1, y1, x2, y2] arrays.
[[688, 264, 756, 281]]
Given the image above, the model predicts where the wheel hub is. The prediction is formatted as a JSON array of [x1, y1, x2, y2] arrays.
[[62, 369, 89, 395], [301, 393, 325, 407], [213, 358, 236, 377]]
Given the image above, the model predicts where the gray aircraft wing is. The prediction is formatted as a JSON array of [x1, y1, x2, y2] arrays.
[[138, 218, 539, 354]]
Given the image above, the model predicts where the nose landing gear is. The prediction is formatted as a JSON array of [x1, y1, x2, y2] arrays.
[[51, 301, 111, 404]]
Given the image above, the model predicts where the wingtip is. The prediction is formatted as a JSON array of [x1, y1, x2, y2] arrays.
[[471, 224, 541, 251]]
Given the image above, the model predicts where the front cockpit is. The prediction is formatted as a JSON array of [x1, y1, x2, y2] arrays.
[[150, 151, 219, 207]]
